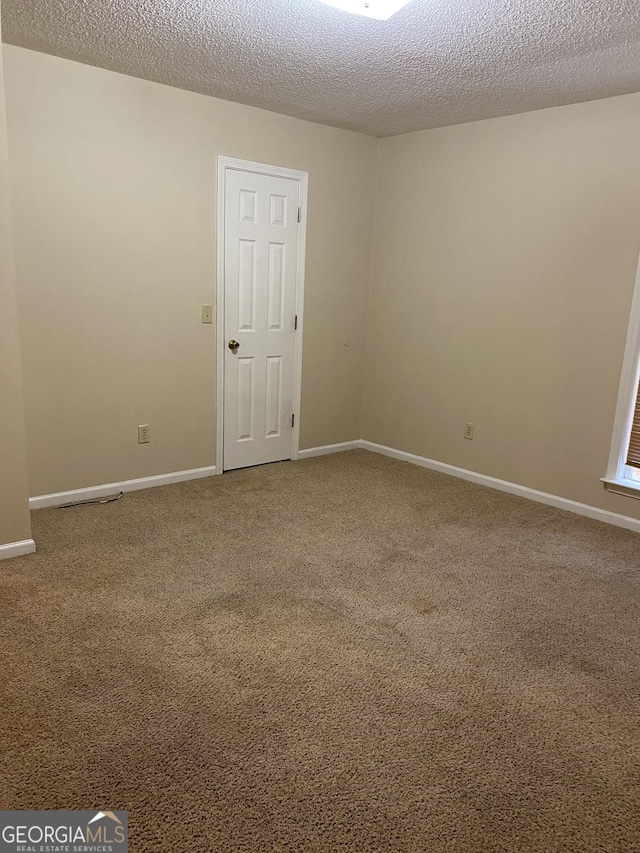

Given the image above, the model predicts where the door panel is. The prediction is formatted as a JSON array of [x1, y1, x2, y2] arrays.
[[236, 358, 254, 442], [265, 356, 283, 437], [223, 168, 299, 471]]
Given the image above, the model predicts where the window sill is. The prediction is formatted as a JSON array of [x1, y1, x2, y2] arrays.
[[601, 477, 640, 499]]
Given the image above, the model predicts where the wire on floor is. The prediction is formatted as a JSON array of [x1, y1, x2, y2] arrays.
[[57, 491, 124, 509]]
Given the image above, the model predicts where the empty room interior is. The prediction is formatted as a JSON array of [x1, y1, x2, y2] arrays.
[[1, 0, 640, 850]]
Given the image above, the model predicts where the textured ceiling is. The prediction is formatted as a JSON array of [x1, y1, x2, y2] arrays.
[[2, 0, 640, 137]]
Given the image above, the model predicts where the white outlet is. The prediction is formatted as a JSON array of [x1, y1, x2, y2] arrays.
[[138, 424, 150, 444], [201, 304, 213, 324], [464, 422, 474, 440]]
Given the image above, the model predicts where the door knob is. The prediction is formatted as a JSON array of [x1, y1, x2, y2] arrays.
[[228, 339, 240, 353]]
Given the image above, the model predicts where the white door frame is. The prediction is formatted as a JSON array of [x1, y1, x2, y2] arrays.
[[216, 156, 308, 474]]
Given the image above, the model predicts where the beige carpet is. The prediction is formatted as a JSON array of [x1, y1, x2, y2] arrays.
[[1, 449, 639, 851]]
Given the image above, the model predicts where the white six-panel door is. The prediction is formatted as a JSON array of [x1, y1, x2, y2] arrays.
[[221, 163, 304, 471]]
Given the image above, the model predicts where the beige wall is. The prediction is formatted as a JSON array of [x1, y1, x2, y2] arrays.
[[5, 43, 640, 523], [0, 21, 32, 545], [363, 93, 640, 516], [3, 46, 377, 496]]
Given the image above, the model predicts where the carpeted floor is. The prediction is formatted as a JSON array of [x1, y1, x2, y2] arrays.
[[1, 449, 639, 851]]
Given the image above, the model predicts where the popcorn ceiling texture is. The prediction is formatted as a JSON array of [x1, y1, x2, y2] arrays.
[[2, 0, 640, 137]]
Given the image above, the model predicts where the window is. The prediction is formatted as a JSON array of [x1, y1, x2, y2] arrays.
[[604, 253, 640, 496]]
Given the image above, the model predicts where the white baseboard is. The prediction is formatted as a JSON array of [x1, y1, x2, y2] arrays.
[[30, 465, 217, 510], [360, 440, 640, 534], [28, 440, 640, 535], [298, 440, 362, 459], [0, 538, 36, 561], [296, 438, 640, 534]]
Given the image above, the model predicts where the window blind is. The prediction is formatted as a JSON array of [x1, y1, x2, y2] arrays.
[[626, 381, 640, 468]]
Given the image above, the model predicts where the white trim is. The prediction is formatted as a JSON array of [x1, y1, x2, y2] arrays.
[[215, 158, 225, 476], [290, 169, 307, 462], [30, 466, 216, 509], [25, 437, 640, 533], [0, 538, 36, 560], [605, 250, 640, 482], [297, 439, 640, 534], [298, 440, 362, 459], [600, 477, 640, 500], [216, 156, 308, 472], [360, 440, 640, 534]]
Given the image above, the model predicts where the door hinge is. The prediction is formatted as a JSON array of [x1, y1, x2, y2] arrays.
[[291, 413, 295, 428], [297, 207, 301, 223], [294, 314, 298, 330]]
